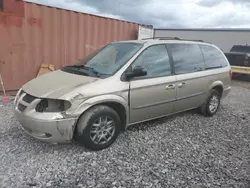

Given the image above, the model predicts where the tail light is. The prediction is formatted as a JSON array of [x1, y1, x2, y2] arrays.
[[229, 69, 233, 80]]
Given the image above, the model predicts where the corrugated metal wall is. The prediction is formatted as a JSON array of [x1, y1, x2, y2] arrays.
[[154, 29, 250, 52], [0, 1, 140, 91]]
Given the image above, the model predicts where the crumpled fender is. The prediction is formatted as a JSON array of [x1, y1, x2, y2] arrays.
[[72, 94, 129, 123]]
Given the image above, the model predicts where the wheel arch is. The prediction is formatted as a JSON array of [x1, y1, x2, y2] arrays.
[[73, 94, 129, 131], [209, 81, 224, 97]]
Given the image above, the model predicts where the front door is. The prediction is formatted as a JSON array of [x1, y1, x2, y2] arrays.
[[167, 43, 207, 112], [128, 44, 176, 124]]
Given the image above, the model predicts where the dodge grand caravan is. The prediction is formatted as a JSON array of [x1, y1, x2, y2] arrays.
[[14, 38, 232, 150]]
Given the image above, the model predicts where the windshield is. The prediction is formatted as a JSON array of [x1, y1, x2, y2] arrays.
[[62, 42, 143, 78]]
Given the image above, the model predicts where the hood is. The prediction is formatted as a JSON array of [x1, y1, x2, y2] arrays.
[[22, 70, 98, 98]]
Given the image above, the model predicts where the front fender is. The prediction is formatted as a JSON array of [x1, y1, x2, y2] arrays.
[[73, 94, 129, 121]]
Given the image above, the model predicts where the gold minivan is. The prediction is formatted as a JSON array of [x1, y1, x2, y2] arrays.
[[14, 38, 232, 150]]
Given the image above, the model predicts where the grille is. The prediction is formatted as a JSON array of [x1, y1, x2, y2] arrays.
[[23, 93, 36, 103], [18, 103, 27, 112], [16, 91, 37, 113]]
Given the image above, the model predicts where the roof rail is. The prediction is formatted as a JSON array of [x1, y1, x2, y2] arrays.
[[141, 37, 181, 40], [184, 39, 205, 42], [141, 37, 206, 43]]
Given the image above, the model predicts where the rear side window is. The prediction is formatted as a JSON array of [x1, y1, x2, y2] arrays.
[[167, 43, 204, 74], [199, 45, 228, 69]]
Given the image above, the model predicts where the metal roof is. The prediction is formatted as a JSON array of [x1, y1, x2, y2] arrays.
[[117, 38, 213, 46], [154, 28, 250, 32], [23, 0, 152, 27]]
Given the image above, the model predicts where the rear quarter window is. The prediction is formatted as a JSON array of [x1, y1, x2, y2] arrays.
[[199, 45, 228, 69]]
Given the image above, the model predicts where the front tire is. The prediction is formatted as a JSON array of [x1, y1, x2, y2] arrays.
[[75, 105, 121, 150], [200, 89, 221, 117]]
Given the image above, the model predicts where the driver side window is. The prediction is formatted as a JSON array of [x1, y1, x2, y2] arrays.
[[132, 44, 172, 78]]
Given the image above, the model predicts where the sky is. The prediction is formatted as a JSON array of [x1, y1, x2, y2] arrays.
[[25, 0, 250, 28]]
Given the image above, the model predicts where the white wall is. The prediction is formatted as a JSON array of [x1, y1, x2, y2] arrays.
[[154, 29, 250, 52], [138, 25, 154, 40]]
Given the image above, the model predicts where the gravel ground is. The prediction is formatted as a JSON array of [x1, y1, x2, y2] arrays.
[[1, 81, 250, 188]]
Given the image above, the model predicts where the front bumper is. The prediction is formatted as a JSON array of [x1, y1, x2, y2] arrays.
[[15, 111, 77, 143], [14, 91, 78, 144]]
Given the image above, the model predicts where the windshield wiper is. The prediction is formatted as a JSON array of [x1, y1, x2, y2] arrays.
[[65, 65, 101, 77]]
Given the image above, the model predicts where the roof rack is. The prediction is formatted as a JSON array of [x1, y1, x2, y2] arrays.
[[141, 37, 206, 43], [142, 37, 181, 40], [186, 39, 205, 42]]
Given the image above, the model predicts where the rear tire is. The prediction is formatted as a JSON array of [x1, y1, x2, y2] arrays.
[[200, 89, 221, 117], [74, 105, 121, 150]]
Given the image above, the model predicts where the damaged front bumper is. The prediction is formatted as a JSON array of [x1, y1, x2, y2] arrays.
[[15, 111, 77, 143], [14, 91, 78, 144]]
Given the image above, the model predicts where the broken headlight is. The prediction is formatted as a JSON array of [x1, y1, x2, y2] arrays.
[[36, 99, 71, 112]]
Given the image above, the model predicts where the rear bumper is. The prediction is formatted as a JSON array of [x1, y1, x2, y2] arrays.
[[15, 109, 77, 144], [222, 86, 231, 99]]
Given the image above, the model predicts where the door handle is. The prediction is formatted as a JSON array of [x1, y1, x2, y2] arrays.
[[178, 82, 186, 88], [166, 84, 175, 90]]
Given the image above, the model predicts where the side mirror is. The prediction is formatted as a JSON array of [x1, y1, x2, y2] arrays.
[[126, 65, 147, 79]]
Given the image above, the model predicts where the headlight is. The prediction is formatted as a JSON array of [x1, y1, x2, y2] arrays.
[[36, 99, 71, 112]]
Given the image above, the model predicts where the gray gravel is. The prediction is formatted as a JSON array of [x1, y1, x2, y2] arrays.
[[1, 81, 250, 188]]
